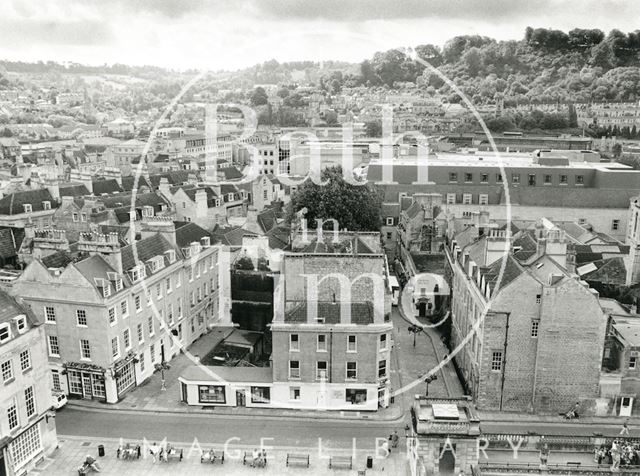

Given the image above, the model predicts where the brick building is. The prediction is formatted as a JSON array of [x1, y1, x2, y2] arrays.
[[270, 231, 393, 411], [446, 223, 607, 412], [0, 290, 58, 475], [13, 218, 230, 404]]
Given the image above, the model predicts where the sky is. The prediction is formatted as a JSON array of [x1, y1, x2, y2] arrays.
[[1, 0, 639, 71]]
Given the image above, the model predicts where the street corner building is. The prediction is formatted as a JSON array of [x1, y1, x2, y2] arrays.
[[12, 218, 231, 404], [0, 290, 58, 476], [446, 220, 607, 413], [180, 231, 394, 411]]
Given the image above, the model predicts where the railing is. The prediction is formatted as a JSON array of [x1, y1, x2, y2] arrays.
[[479, 462, 640, 475]]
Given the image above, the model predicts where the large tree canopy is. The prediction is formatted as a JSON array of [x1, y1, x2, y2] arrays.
[[286, 166, 383, 232]]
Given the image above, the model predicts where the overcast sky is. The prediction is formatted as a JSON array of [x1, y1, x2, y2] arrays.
[[1, 0, 639, 71]]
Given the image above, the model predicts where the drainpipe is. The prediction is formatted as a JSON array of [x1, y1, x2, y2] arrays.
[[531, 287, 544, 412], [329, 328, 333, 383], [499, 312, 511, 412]]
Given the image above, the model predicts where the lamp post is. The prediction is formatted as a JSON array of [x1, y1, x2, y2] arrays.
[[155, 361, 171, 391], [408, 325, 422, 347], [425, 375, 437, 396]]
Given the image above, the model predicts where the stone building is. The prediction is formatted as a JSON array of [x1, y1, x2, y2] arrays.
[[447, 223, 607, 412], [0, 290, 58, 475], [12, 219, 229, 404]]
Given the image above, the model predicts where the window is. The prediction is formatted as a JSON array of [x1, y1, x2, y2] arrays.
[[23, 204, 32, 213], [178, 298, 183, 318], [480, 173, 488, 183], [25, 386, 35, 418], [20, 350, 31, 371], [317, 334, 327, 352], [289, 334, 299, 352], [80, 339, 91, 359], [7, 403, 18, 430], [576, 175, 584, 185], [139, 353, 145, 373], [123, 329, 131, 349], [479, 194, 489, 205], [48, 336, 60, 356], [156, 283, 162, 299], [111, 337, 120, 359], [188, 267, 194, 282], [462, 193, 472, 205], [150, 344, 155, 363], [137, 323, 144, 343], [289, 387, 301, 400], [199, 385, 226, 403], [378, 359, 387, 378], [346, 388, 367, 404], [76, 309, 87, 326], [491, 351, 503, 371], [115, 279, 123, 292], [72, 212, 79, 222], [385, 217, 394, 226], [120, 300, 128, 317], [531, 320, 540, 338], [511, 173, 520, 184], [316, 361, 328, 380], [346, 362, 357, 380], [135, 295, 141, 311], [528, 174, 536, 186], [464, 173, 473, 183], [52, 370, 61, 391], [45, 306, 56, 323], [347, 335, 357, 352], [251, 386, 271, 404], [446, 193, 456, 204], [15, 316, 26, 333], [630, 356, 637, 370], [543, 174, 552, 184], [560, 175, 568, 184], [102, 283, 111, 298], [2, 360, 13, 382], [496, 173, 503, 182], [108, 307, 116, 324], [176, 273, 182, 288], [0, 325, 9, 343], [612, 219, 620, 231], [449, 172, 457, 182], [289, 360, 300, 379], [10, 422, 41, 466], [380, 333, 388, 351], [535, 294, 541, 304], [166, 277, 172, 293]]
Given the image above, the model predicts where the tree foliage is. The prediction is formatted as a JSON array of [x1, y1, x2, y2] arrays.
[[285, 166, 383, 232]]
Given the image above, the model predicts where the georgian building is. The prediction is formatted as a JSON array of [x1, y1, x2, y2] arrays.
[[13, 219, 230, 404], [0, 290, 58, 475]]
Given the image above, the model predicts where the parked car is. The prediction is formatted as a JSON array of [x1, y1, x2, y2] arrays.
[[52, 392, 67, 410]]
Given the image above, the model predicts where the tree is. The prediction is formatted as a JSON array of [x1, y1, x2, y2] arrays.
[[612, 143, 622, 158], [0, 128, 12, 137], [250, 87, 268, 107], [235, 256, 255, 271], [365, 121, 382, 137], [285, 166, 383, 232]]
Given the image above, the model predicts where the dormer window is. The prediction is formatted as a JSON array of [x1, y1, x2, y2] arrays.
[[14, 315, 27, 334], [129, 211, 137, 221], [165, 249, 176, 263], [215, 199, 221, 207], [129, 265, 146, 282], [228, 193, 234, 201], [142, 206, 154, 218], [103, 282, 111, 298], [72, 213, 79, 222], [23, 204, 32, 213], [115, 278, 123, 292], [42, 201, 51, 210], [149, 256, 165, 273], [201, 236, 210, 247], [0, 324, 11, 343]]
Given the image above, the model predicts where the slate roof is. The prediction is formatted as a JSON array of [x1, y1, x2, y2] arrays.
[[512, 230, 538, 262], [0, 189, 57, 215], [148, 171, 191, 188], [284, 301, 374, 325], [266, 225, 290, 249], [0, 227, 23, 259], [120, 234, 176, 274], [211, 226, 258, 246], [59, 183, 91, 197], [257, 208, 278, 233], [175, 222, 215, 249], [74, 254, 118, 286], [479, 255, 524, 296], [121, 176, 153, 192], [218, 167, 243, 180], [382, 202, 400, 218], [580, 257, 628, 286], [92, 179, 123, 195], [404, 202, 423, 219], [41, 250, 74, 268], [0, 290, 34, 329]]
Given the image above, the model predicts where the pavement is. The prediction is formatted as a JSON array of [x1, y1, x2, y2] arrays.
[[36, 435, 407, 476]]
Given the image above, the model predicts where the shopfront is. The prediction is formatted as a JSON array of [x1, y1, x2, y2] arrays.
[[114, 354, 137, 398], [64, 363, 106, 401]]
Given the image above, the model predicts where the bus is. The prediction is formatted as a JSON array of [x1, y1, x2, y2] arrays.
[[388, 275, 400, 306]]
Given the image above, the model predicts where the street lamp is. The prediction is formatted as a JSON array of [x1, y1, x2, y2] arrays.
[[155, 361, 171, 391], [408, 325, 422, 347], [425, 375, 437, 396]]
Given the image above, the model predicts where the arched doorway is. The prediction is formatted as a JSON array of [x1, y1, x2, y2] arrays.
[[439, 444, 456, 475]]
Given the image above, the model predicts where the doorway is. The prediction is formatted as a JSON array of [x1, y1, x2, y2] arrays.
[[82, 376, 92, 399], [236, 390, 246, 407], [418, 302, 427, 317], [160, 341, 166, 362], [439, 444, 456, 475]]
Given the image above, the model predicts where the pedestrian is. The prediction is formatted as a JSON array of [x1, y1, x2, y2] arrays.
[[84, 455, 101, 472], [621, 420, 630, 436], [391, 430, 399, 448]]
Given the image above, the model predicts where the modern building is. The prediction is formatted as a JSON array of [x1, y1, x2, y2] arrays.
[[0, 290, 58, 476]]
